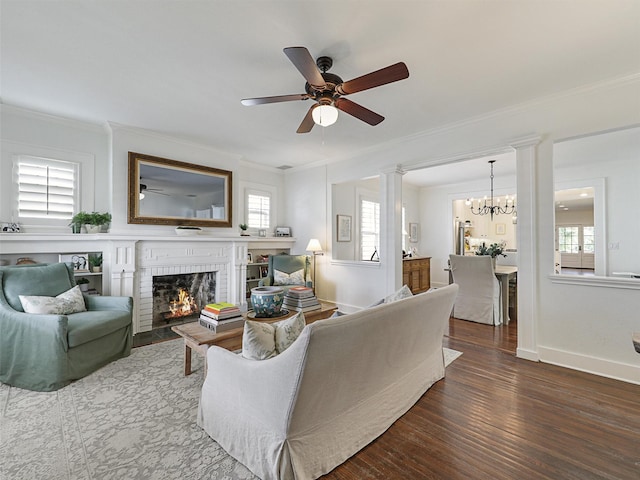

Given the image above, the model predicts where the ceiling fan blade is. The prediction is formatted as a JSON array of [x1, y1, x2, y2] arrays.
[[241, 94, 309, 106], [296, 105, 316, 134], [335, 98, 384, 126], [283, 47, 327, 90], [336, 62, 409, 95]]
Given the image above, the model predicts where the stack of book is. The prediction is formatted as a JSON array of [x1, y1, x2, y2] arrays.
[[199, 302, 244, 333], [283, 286, 321, 312]]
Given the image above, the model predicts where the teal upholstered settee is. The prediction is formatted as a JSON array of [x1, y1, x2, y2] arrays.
[[0, 262, 133, 391], [257, 254, 312, 292]]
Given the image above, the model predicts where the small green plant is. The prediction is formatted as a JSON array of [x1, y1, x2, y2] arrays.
[[89, 253, 103, 269], [239, 223, 248, 231], [69, 211, 91, 226], [87, 212, 112, 226], [475, 242, 507, 258], [76, 277, 90, 285]]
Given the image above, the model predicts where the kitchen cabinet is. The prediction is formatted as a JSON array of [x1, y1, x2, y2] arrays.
[[402, 257, 431, 294]]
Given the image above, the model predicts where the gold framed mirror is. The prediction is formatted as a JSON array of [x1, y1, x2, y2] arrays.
[[128, 152, 232, 227]]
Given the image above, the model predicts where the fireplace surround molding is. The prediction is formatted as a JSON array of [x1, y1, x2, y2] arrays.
[[0, 234, 296, 334]]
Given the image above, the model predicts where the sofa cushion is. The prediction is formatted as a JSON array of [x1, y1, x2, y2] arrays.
[[273, 268, 305, 286], [2, 263, 75, 312], [66, 309, 132, 347], [242, 311, 306, 360]]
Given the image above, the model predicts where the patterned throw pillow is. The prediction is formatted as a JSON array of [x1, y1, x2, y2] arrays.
[[19, 285, 87, 315], [242, 311, 306, 360], [273, 268, 305, 286], [383, 284, 414, 303]]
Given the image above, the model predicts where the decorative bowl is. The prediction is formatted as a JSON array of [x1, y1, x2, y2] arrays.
[[250, 286, 284, 318]]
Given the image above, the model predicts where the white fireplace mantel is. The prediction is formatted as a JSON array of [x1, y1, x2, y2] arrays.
[[0, 233, 296, 334]]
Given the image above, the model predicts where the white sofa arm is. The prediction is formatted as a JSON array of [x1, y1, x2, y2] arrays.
[[199, 328, 310, 431]]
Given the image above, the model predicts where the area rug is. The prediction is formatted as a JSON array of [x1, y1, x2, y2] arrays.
[[0, 340, 462, 480]]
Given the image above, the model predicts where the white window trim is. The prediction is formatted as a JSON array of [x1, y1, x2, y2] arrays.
[[239, 181, 278, 234], [3, 141, 94, 228], [357, 187, 380, 261]]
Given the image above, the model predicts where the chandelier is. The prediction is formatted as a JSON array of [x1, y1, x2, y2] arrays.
[[465, 160, 516, 220]]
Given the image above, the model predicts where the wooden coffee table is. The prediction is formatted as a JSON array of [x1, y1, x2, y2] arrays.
[[171, 301, 338, 376]]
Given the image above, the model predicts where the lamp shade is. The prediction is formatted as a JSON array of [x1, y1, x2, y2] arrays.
[[311, 105, 338, 127], [306, 238, 323, 253]]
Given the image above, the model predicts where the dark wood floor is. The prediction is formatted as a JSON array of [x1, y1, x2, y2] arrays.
[[323, 318, 640, 479]]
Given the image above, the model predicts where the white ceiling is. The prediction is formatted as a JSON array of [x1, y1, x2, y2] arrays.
[[2, 0, 639, 182]]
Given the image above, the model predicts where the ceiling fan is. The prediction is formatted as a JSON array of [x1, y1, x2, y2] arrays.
[[241, 47, 409, 133], [139, 183, 169, 199]]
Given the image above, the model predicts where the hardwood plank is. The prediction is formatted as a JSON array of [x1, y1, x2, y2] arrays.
[[321, 318, 640, 479]]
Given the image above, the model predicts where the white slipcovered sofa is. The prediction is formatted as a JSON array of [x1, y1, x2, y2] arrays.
[[197, 284, 458, 480]]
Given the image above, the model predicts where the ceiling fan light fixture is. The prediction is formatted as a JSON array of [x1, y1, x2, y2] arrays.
[[312, 104, 338, 127]]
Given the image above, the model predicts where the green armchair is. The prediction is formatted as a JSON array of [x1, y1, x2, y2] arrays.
[[0, 262, 133, 391], [258, 254, 312, 292]]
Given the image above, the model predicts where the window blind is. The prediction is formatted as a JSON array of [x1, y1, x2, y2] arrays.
[[247, 193, 270, 228], [17, 157, 76, 219]]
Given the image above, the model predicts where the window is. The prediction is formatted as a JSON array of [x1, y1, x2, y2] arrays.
[[360, 198, 380, 261], [16, 156, 78, 220], [558, 226, 579, 253], [583, 226, 595, 254], [246, 192, 270, 229]]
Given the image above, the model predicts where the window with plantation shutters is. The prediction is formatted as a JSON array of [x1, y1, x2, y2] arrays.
[[16, 156, 77, 220], [360, 198, 380, 261], [247, 192, 270, 229]]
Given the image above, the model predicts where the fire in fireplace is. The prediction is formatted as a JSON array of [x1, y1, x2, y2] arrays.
[[152, 271, 216, 329]]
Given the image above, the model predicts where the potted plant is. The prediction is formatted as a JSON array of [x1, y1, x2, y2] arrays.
[[239, 223, 249, 236], [89, 253, 103, 273], [85, 212, 112, 233], [69, 211, 91, 233], [475, 242, 507, 267], [76, 277, 90, 292]]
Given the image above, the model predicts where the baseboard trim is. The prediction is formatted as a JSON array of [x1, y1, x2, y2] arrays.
[[538, 346, 640, 385], [516, 348, 539, 362]]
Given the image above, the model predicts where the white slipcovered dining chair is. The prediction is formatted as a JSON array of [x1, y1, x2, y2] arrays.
[[449, 254, 502, 325]]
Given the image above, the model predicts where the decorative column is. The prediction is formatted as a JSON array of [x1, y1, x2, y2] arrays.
[[511, 134, 542, 362], [380, 165, 406, 294]]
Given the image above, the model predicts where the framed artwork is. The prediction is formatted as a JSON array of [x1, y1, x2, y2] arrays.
[[258, 229, 267, 237], [59, 253, 90, 272], [337, 214, 352, 242], [409, 223, 419, 243], [495, 223, 506, 235]]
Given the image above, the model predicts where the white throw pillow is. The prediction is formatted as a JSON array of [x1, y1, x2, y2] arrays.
[[273, 268, 305, 286], [19, 285, 87, 315], [242, 311, 306, 360]]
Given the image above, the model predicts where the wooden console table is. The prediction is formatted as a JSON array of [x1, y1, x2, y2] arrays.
[[402, 257, 431, 294], [171, 300, 338, 376]]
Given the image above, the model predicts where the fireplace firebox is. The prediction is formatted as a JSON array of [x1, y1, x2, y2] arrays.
[[152, 272, 216, 329]]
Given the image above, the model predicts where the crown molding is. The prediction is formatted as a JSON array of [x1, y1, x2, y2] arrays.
[[0, 102, 107, 134], [105, 121, 242, 161]]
